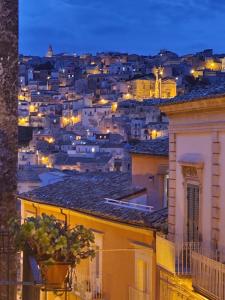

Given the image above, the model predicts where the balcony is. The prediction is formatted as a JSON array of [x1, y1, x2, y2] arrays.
[[192, 251, 225, 300], [129, 286, 150, 300], [73, 273, 104, 300], [157, 234, 225, 300], [156, 234, 200, 275]]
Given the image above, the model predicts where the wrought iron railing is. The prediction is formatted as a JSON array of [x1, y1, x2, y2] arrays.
[[157, 234, 225, 299], [73, 273, 103, 300], [192, 251, 225, 300], [156, 234, 201, 276], [175, 242, 201, 275]]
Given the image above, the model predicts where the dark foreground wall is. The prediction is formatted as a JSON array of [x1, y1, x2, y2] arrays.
[[0, 1, 18, 300]]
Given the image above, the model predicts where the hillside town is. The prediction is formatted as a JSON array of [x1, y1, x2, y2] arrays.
[[18, 47, 225, 190], [2, 1, 225, 298], [13, 46, 225, 300]]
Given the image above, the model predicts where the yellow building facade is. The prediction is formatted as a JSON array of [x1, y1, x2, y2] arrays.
[[20, 179, 166, 300], [130, 79, 155, 100], [161, 79, 177, 99], [21, 200, 155, 300], [130, 78, 177, 100]]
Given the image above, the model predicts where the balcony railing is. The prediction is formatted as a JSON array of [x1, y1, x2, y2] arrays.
[[176, 242, 201, 275], [192, 251, 225, 300], [156, 234, 200, 275], [104, 198, 154, 212], [129, 286, 150, 300], [159, 271, 204, 300], [157, 234, 225, 299], [73, 273, 103, 300]]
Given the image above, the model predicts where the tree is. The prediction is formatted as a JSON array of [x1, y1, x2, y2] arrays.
[[0, 1, 18, 300]]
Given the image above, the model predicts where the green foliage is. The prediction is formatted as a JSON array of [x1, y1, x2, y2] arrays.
[[9, 214, 95, 266]]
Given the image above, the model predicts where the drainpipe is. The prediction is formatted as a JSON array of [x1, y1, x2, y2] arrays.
[[60, 208, 68, 229], [32, 204, 38, 217]]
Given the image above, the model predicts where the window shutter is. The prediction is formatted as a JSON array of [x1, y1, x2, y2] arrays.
[[187, 184, 199, 242]]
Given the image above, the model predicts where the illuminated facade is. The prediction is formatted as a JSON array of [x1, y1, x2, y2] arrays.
[[204, 58, 222, 71], [157, 93, 225, 299], [129, 77, 177, 100], [19, 173, 166, 300], [161, 78, 177, 99], [130, 78, 155, 100]]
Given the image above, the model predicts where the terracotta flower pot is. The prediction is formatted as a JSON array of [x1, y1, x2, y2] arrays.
[[40, 262, 70, 288]]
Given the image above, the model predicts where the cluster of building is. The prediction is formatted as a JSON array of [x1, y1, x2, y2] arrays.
[[18, 47, 225, 180], [17, 47, 225, 300], [19, 86, 225, 300]]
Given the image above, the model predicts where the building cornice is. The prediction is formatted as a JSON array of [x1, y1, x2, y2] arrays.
[[160, 97, 225, 116]]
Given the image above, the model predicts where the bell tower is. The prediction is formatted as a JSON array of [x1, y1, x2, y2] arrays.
[[46, 44, 54, 58]]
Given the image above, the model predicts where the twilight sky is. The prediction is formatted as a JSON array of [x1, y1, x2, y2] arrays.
[[20, 0, 225, 56]]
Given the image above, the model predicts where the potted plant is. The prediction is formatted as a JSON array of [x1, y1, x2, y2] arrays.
[[10, 214, 95, 289]]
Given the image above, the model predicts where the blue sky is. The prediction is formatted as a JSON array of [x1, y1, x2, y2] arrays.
[[20, 0, 225, 56]]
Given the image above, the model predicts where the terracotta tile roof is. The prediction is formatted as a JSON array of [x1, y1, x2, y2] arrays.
[[19, 172, 167, 231], [158, 83, 225, 106], [130, 137, 169, 156], [55, 153, 112, 165]]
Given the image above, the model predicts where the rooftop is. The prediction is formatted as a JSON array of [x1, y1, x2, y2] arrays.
[[54, 153, 112, 165], [118, 84, 225, 108], [158, 83, 225, 106], [19, 172, 167, 230], [18, 167, 43, 183], [130, 137, 169, 156], [17, 166, 68, 183]]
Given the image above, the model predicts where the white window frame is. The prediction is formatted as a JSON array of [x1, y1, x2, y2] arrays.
[[89, 231, 103, 294], [133, 243, 154, 299]]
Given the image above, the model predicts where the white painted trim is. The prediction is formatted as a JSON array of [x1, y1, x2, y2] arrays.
[[90, 232, 103, 293], [134, 246, 153, 300]]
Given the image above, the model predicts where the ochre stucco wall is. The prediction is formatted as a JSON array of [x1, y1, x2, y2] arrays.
[[132, 154, 168, 209], [22, 200, 156, 300]]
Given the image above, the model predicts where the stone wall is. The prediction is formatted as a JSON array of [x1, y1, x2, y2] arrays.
[[0, 1, 18, 300]]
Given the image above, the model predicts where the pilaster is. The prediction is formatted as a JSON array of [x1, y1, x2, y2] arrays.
[[211, 131, 220, 248], [168, 133, 176, 241]]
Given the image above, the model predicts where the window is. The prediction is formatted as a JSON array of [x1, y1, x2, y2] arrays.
[[163, 174, 169, 208], [187, 183, 200, 242], [137, 259, 148, 292], [89, 232, 103, 296], [134, 246, 153, 296], [95, 245, 100, 278]]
